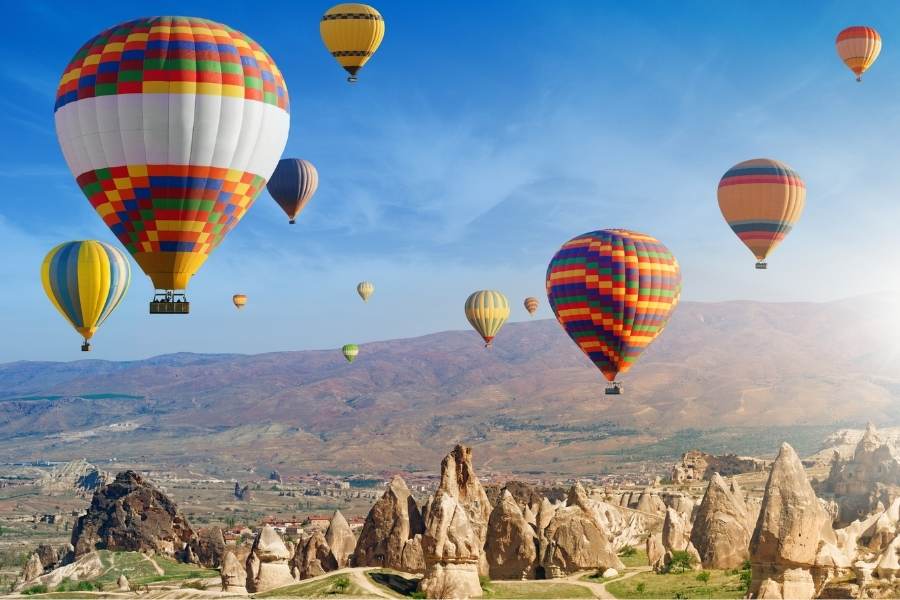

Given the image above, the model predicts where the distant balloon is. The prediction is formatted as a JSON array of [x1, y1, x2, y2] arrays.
[[41, 241, 131, 351], [357, 281, 374, 302], [321, 3, 385, 82], [717, 158, 806, 269], [524, 297, 539, 316], [465, 290, 510, 347], [836, 26, 882, 81], [267, 159, 319, 224], [233, 294, 247, 309], [54, 17, 290, 314], [546, 229, 681, 394], [342, 343, 359, 363]]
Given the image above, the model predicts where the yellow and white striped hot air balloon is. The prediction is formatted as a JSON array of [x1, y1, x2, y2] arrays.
[[464, 290, 510, 348], [320, 3, 385, 83], [836, 26, 882, 82], [357, 281, 374, 302]]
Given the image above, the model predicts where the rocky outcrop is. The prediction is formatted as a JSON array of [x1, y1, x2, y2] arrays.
[[690, 473, 752, 569], [325, 510, 356, 569], [646, 533, 665, 571], [818, 423, 900, 525], [245, 525, 294, 593], [116, 574, 130, 592], [539, 484, 623, 578], [35, 544, 59, 571], [352, 475, 425, 572], [20, 553, 43, 583], [635, 488, 667, 516], [292, 530, 333, 580], [659, 507, 701, 572], [749, 443, 835, 600], [190, 526, 226, 568], [37, 459, 108, 496], [420, 489, 482, 599], [536, 497, 557, 534], [484, 490, 538, 580], [672, 450, 767, 483], [70, 470, 194, 559], [14, 552, 104, 592], [221, 551, 247, 593]]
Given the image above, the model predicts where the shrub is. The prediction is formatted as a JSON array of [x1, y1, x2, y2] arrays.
[[696, 571, 711, 583], [410, 592, 427, 599], [331, 576, 350, 594], [479, 575, 492, 591], [22, 584, 48, 595], [620, 545, 637, 557], [181, 580, 206, 590], [673, 593, 687, 599], [667, 550, 695, 574]]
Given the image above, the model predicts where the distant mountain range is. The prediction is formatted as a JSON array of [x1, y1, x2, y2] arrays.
[[3, 295, 899, 476]]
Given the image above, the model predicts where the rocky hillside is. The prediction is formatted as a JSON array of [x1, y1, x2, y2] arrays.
[[2, 296, 899, 474]]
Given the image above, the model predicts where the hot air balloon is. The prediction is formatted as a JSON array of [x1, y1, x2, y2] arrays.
[[233, 294, 247, 309], [357, 281, 374, 302], [267, 159, 318, 224], [41, 241, 131, 351], [546, 229, 681, 395], [321, 4, 385, 82], [524, 297, 539, 316], [54, 17, 290, 314], [464, 290, 509, 347], [342, 343, 359, 363], [836, 26, 882, 81], [717, 159, 805, 269]]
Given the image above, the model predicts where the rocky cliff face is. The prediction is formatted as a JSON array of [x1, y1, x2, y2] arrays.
[[352, 475, 425, 572], [69, 470, 194, 559], [325, 510, 357, 569], [484, 490, 538, 580], [818, 423, 900, 525], [671, 449, 767, 483], [245, 525, 294, 593]]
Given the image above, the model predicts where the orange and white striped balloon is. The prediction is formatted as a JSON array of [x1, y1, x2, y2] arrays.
[[836, 26, 882, 82]]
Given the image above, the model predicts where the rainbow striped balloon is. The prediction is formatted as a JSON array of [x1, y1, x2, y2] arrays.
[[41, 241, 131, 351], [836, 26, 882, 81], [546, 230, 681, 387], [717, 158, 805, 268], [54, 17, 290, 295], [465, 290, 510, 347]]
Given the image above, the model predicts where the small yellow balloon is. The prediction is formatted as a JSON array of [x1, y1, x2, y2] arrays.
[[321, 3, 385, 82], [233, 294, 248, 309], [465, 290, 509, 347]]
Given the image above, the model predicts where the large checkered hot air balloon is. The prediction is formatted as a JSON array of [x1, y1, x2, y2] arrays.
[[546, 230, 681, 395], [54, 17, 290, 314]]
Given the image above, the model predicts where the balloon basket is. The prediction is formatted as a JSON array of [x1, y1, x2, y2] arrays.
[[347, 76, 358, 83], [150, 291, 190, 314], [289, 219, 296, 224], [81, 342, 91, 352], [755, 262, 767, 270], [605, 382, 622, 395]]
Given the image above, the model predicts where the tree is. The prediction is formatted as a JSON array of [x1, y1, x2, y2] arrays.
[[667, 550, 695, 574]]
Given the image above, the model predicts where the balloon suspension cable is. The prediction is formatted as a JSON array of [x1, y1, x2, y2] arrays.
[[755, 261, 768, 270], [81, 340, 91, 352]]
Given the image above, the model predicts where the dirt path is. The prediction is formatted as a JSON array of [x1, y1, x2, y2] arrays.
[[350, 568, 396, 598], [141, 553, 165, 575], [565, 567, 651, 599]]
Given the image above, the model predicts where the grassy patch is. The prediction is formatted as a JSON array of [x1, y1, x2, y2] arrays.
[[482, 581, 594, 599], [606, 569, 745, 599], [619, 548, 649, 569], [93, 550, 217, 586], [256, 573, 371, 598]]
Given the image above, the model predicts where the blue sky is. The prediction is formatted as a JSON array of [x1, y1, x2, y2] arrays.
[[3, 0, 900, 361]]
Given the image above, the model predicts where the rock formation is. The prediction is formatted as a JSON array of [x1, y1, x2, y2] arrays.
[[539, 483, 623, 578], [535, 497, 557, 534], [234, 482, 252, 501], [221, 550, 247, 593], [70, 470, 194, 559], [646, 532, 665, 571], [690, 473, 752, 569], [420, 489, 483, 599], [635, 488, 667, 516], [116, 574, 130, 592], [749, 443, 835, 600], [325, 510, 357, 569], [672, 449, 767, 483], [245, 525, 295, 593], [484, 489, 538, 580], [35, 544, 59, 571], [818, 423, 900, 525], [14, 552, 104, 592], [20, 553, 43, 583], [352, 475, 425, 572], [659, 507, 701, 572], [190, 526, 226, 568], [37, 459, 108, 495], [292, 530, 333, 579]]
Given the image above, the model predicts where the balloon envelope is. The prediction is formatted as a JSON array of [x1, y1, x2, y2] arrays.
[[267, 159, 318, 224], [717, 158, 805, 264], [465, 290, 510, 346], [233, 294, 247, 309], [54, 17, 290, 292], [836, 26, 882, 81], [41, 241, 131, 348], [546, 229, 681, 382], [524, 297, 539, 315], [321, 3, 385, 81], [342, 343, 359, 363], [357, 281, 374, 302]]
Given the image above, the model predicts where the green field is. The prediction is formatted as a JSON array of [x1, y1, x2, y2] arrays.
[[92, 551, 217, 587], [606, 569, 745, 599], [483, 581, 595, 598], [257, 573, 371, 598], [618, 548, 649, 569]]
